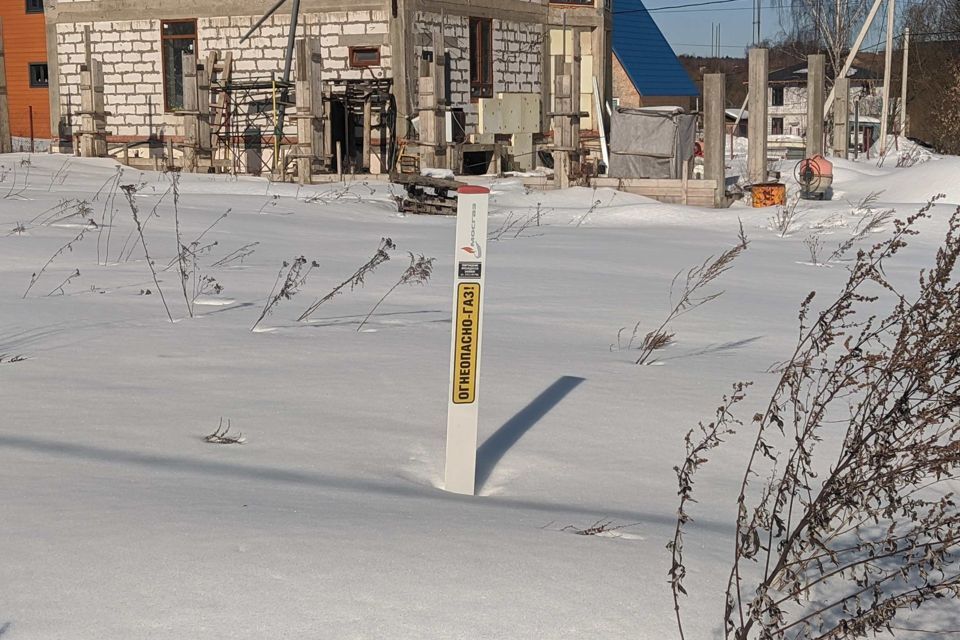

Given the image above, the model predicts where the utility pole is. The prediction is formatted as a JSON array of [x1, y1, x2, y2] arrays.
[[824, 0, 884, 114], [878, 0, 896, 156], [899, 27, 910, 137]]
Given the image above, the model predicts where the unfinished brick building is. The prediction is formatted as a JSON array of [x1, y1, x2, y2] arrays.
[[43, 0, 613, 176]]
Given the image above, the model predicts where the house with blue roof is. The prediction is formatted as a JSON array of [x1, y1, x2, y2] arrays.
[[612, 0, 700, 110]]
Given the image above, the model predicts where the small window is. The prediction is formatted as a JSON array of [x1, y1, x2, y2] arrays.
[[771, 86, 784, 107], [771, 117, 784, 135], [349, 47, 381, 68], [469, 17, 493, 100], [26, 0, 43, 14], [161, 19, 197, 111], [28, 63, 48, 88]]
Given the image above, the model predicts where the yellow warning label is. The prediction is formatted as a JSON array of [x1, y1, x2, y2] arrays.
[[452, 282, 481, 404]]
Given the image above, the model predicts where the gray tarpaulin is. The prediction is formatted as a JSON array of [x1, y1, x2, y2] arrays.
[[609, 107, 696, 179]]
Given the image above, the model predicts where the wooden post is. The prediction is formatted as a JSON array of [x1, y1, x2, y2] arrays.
[[832, 76, 850, 158], [181, 52, 199, 172], [166, 138, 175, 171], [0, 18, 12, 154], [704, 73, 726, 208], [79, 64, 95, 157], [362, 98, 372, 171], [294, 39, 312, 184], [322, 83, 332, 170], [197, 56, 212, 159], [92, 59, 106, 157], [308, 38, 324, 172], [747, 48, 769, 184], [336, 140, 342, 181], [806, 54, 825, 157]]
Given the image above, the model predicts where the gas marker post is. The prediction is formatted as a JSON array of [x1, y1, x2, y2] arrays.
[[444, 185, 490, 495]]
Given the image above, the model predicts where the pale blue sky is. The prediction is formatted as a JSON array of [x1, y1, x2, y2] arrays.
[[633, 0, 785, 56]]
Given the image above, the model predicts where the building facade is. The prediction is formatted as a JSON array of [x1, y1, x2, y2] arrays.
[[43, 0, 612, 150], [1, 0, 51, 147]]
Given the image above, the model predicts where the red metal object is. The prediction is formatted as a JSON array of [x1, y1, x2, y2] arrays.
[[798, 154, 833, 180]]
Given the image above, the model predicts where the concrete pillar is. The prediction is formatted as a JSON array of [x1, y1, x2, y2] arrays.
[[0, 18, 12, 154], [747, 48, 768, 184], [806, 54, 825, 157], [704, 74, 726, 208], [832, 76, 850, 158]]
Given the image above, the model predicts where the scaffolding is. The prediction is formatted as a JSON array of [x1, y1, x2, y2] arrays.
[[209, 75, 294, 176]]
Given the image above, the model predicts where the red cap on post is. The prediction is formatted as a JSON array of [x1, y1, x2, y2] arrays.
[[458, 185, 491, 195]]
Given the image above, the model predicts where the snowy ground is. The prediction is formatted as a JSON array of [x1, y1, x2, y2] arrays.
[[1, 150, 958, 638]]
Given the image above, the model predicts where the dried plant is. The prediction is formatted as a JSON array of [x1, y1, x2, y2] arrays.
[[489, 203, 551, 241], [46, 269, 81, 296], [204, 418, 245, 445], [171, 172, 193, 317], [803, 234, 824, 265], [356, 253, 436, 332], [3, 157, 32, 199], [210, 242, 258, 268], [769, 194, 805, 238], [121, 183, 174, 323], [668, 383, 750, 640], [670, 195, 960, 640], [616, 225, 748, 364], [252, 256, 320, 331], [297, 237, 396, 322], [22, 225, 92, 298], [96, 166, 124, 265], [562, 519, 641, 536]]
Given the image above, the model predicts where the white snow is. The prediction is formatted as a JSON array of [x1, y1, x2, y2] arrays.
[[1, 150, 958, 638]]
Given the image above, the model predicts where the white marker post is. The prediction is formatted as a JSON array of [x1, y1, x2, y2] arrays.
[[444, 185, 490, 495]]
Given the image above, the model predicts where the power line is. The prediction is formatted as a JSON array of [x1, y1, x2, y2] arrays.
[[613, 0, 747, 15]]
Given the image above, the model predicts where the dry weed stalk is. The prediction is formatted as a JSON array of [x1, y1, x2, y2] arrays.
[[204, 418, 245, 444], [618, 225, 748, 364], [252, 256, 320, 331], [356, 253, 436, 332], [121, 183, 174, 322], [22, 225, 92, 298], [297, 237, 396, 322], [671, 195, 960, 640]]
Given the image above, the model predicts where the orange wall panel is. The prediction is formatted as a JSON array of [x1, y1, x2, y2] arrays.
[[0, 1, 50, 139]]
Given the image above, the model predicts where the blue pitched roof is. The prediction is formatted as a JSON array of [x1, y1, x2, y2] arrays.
[[613, 0, 699, 97]]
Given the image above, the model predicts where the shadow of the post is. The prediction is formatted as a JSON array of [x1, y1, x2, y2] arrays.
[[475, 375, 586, 492]]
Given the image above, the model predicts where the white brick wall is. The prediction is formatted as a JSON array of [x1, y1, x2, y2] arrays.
[[413, 12, 543, 134], [55, 11, 392, 139]]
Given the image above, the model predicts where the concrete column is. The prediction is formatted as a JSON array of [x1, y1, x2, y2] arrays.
[[832, 76, 850, 158], [747, 48, 768, 184], [806, 54, 825, 157], [704, 73, 726, 208]]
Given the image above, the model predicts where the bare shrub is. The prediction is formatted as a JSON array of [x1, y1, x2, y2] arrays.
[[252, 256, 320, 331], [297, 237, 396, 322], [211, 242, 259, 268], [357, 253, 436, 332], [769, 194, 804, 237], [562, 519, 641, 536], [204, 418, 245, 444], [670, 195, 960, 640], [22, 223, 94, 298], [616, 225, 748, 364], [46, 269, 81, 296], [121, 183, 174, 322]]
